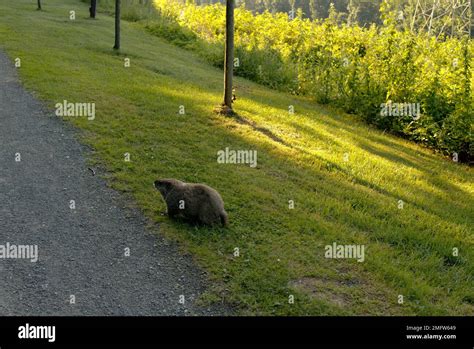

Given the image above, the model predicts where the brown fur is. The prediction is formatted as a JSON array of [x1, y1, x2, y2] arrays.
[[154, 179, 228, 227]]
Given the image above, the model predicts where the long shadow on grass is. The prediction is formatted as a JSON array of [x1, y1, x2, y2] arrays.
[[282, 116, 473, 226], [230, 95, 473, 231]]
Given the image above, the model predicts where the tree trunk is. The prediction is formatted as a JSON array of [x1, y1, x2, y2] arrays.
[[37, 0, 41, 10], [90, 0, 97, 18], [223, 0, 235, 109], [113, 0, 121, 50]]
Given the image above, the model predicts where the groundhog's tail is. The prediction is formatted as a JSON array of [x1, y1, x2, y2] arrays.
[[220, 212, 228, 227]]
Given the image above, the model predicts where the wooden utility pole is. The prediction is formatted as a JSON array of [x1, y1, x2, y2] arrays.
[[90, 0, 97, 18], [113, 0, 121, 50], [222, 0, 235, 113]]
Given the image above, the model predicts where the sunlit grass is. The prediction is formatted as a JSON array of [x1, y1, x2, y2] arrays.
[[0, 0, 472, 315]]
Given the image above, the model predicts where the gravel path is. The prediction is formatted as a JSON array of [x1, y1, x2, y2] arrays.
[[0, 50, 223, 316]]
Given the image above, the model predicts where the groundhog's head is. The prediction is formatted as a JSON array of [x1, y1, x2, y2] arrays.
[[154, 179, 182, 197]]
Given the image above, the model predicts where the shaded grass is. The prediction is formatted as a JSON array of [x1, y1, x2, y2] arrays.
[[0, 0, 473, 315]]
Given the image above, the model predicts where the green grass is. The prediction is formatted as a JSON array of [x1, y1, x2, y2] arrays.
[[0, 0, 473, 315]]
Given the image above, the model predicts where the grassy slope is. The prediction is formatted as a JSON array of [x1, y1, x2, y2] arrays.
[[0, 0, 472, 315]]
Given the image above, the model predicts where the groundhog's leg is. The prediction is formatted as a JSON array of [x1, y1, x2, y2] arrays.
[[167, 207, 179, 218], [198, 203, 220, 226], [220, 212, 228, 227]]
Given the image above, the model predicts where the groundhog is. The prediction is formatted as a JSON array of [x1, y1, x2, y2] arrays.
[[154, 179, 228, 227]]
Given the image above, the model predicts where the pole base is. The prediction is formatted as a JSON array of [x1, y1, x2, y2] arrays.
[[213, 104, 235, 116]]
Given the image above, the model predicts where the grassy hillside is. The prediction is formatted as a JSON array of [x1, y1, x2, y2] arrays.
[[0, 0, 472, 315]]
